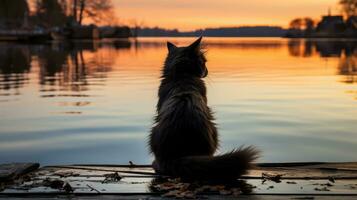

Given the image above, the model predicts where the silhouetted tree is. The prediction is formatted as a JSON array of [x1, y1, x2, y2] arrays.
[[338, 54, 357, 84], [288, 40, 302, 57], [70, 0, 114, 25], [0, 45, 31, 92], [0, 0, 29, 28], [304, 17, 315, 36], [304, 18, 315, 30], [289, 18, 315, 31], [34, 0, 67, 27], [289, 18, 303, 30], [58, 0, 71, 16], [288, 17, 316, 37], [340, 0, 357, 17]]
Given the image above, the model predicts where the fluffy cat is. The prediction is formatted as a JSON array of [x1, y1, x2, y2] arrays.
[[149, 37, 259, 180]]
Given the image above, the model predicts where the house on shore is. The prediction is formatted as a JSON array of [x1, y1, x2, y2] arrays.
[[315, 15, 346, 37], [313, 14, 357, 37], [286, 13, 357, 38]]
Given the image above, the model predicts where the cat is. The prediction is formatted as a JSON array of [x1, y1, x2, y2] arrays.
[[149, 37, 259, 180]]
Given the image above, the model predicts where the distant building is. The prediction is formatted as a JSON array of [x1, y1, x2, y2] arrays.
[[316, 15, 346, 33], [290, 14, 357, 38]]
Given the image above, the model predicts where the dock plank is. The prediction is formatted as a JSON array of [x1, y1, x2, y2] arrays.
[[1, 162, 356, 198], [1, 194, 357, 200], [0, 163, 40, 182]]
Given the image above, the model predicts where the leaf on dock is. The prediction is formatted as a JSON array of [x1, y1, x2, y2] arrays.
[[42, 178, 65, 190], [328, 176, 336, 183], [262, 172, 283, 183], [314, 187, 330, 191], [41, 178, 73, 193], [267, 185, 274, 190], [53, 171, 80, 178], [102, 172, 122, 183], [150, 177, 252, 198]]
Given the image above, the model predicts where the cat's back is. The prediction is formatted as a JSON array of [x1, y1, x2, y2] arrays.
[[159, 78, 207, 114], [157, 78, 207, 111], [150, 78, 216, 158]]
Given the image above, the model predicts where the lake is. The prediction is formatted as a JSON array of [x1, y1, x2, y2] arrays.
[[0, 37, 356, 165]]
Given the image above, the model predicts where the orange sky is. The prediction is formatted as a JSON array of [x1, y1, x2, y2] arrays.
[[113, 0, 340, 31]]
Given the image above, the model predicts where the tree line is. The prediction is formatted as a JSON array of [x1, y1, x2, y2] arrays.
[[0, 0, 115, 28], [289, 0, 357, 31]]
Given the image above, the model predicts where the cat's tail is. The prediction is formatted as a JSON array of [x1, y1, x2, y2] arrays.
[[158, 146, 260, 180]]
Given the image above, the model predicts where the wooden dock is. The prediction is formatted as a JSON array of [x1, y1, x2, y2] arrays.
[[1, 162, 357, 199]]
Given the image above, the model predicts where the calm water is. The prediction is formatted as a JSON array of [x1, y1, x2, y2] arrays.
[[0, 37, 356, 165]]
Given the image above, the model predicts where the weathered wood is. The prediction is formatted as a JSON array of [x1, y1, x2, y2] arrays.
[[1, 162, 357, 198], [45, 165, 156, 176], [0, 163, 40, 182], [1, 194, 357, 200], [48, 163, 357, 179]]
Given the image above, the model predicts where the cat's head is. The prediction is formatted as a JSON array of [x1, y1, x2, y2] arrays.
[[163, 37, 208, 78]]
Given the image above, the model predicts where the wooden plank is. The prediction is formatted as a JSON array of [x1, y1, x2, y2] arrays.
[[0, 163, 40, 182], [45, 166, 156, 176], [1, 194, 357, 200], [253, 162, 357, 180], [46, 163, 357, 179], [1, 162, 357, 198]]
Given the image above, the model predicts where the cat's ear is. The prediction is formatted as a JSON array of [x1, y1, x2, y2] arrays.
[[188, 36, 202, 52], [167, 42, 177, 52]]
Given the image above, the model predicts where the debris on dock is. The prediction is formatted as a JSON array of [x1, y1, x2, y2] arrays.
[[0, 162, 357, 199], [0, 163, 39, 182]]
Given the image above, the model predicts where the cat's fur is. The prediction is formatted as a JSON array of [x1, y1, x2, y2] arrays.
[[149, 37, 259, 180]]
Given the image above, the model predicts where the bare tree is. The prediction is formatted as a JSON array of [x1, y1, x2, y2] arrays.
[[70, 0, 115, 25], [58, 0, 70, 16], [340, 0, 357, 17], [72, 0, 78, 22], [78, 0, 85, 24]]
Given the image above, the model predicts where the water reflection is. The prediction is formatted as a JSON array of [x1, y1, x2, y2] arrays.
[[0, 40, 131, 102], [0, 38, 357, 165], [37, 41, 130, 93], [137, 39, 283, 50], [1, 39, 356, 97], [288, 39, 357, 58], [0, 44, 31, 95], [1, 38, 356, 112], [338, 55, 357, 84], [287, 39, 357, 99]]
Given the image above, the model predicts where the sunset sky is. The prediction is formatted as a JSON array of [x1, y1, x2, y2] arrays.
[[113, 0, 340, 31]]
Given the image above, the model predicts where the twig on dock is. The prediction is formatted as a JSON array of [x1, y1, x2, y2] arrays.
[[86, 184, 101, 193], [45, 165, 157, 176]]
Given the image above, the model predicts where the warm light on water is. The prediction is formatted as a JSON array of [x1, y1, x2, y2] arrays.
[[0, 37, 356, 165]]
